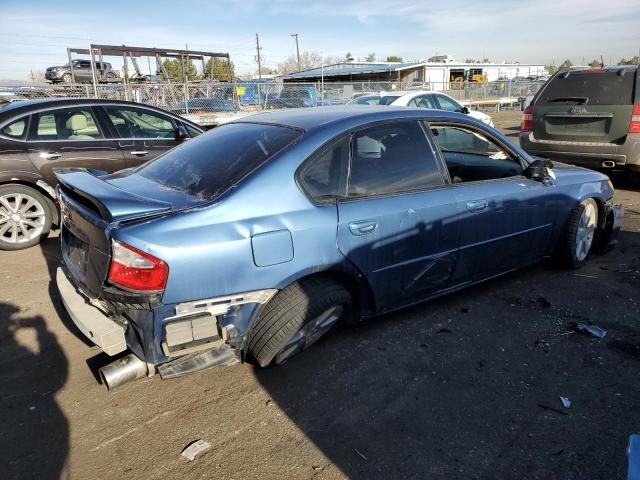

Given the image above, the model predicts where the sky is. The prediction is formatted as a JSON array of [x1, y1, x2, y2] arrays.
[[0, 0, 639, 80]]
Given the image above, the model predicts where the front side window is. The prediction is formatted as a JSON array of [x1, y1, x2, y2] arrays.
[[348, 121, 444, 197], [1, 117, 28, 140], [31, 108, 102, 140], [138, 122, 301, 200], [429, 124, 522, 183], [298, 137, 349, 203], [104, 107, 176, 139], [408, 95, 437, 109], [435, 95, 462, 112]]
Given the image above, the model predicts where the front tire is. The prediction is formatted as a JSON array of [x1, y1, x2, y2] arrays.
[[0, 184, 52, 251], [247, 277, 352, 367], [557, 198, 598, 268], [62, 73, 72, 83]]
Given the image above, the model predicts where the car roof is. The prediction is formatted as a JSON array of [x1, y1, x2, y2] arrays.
[[233, 105, 472, 132], [0, 98, 200, 126]]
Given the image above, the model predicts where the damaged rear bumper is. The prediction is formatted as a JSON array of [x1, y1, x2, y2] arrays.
[[56, 265, 276, 384]]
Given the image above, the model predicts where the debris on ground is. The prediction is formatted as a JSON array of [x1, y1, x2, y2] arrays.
[[354, 449, 368, 461], [560, 397, 572, 409], [573, 273, 599, 279], [181, 440, 211, 461], [574, 322, 607, 338]]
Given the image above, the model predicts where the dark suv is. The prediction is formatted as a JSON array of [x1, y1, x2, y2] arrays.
[[46, 60, 117, 84], [0, 98, 204, 250], [520, 66, 640, 177]]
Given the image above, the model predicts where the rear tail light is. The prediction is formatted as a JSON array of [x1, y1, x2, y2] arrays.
[[629, 104, 640, 133], [521, 104, 534, 132], [108, 240, 168, 292]]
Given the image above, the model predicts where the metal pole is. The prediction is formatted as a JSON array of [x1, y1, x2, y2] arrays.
[[90, 48, 98, 97], [291, 33, 301, 72], [122, 52, 129, 101], [256, 33, 262, 81], [67, 48, 76, 83]]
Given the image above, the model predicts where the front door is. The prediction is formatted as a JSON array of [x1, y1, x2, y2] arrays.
[[429, 123, 557, 283], [26, 106, 125, 185], [336, 120, 459, 313], [100, 105, 184, 167]]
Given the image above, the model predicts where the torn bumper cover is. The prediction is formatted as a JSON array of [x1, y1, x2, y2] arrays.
[[56, 266, 276, 378], [597, 202, 624, 252]]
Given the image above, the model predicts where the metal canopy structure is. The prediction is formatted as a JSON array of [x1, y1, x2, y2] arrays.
[[66, 44, 232, 86]]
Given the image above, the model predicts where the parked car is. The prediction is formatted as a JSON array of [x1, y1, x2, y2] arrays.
[[169, 97, 237, 115], [389, 91, 494, 126], [45, 60, 118, 84], [520, 66, 640, 177], [265, 86, 341, 108], [347, 93, 403, 105], [54, 106, 623, 390], [0, 98, 204, 250]]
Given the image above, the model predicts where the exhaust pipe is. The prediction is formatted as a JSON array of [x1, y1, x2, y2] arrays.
[[602, 160, 616, 168], [99, 353, 149, 391]]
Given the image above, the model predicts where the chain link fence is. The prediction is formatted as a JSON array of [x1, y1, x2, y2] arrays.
[[1, 79, 546, 119]]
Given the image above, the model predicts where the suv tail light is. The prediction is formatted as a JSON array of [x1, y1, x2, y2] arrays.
[[521, 104, 534, 132], [629, 104, 640, 133], [108, 241, 168, 292]]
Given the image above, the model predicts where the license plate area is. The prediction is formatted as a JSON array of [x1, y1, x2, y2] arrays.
[[62, 227, 88, 280]]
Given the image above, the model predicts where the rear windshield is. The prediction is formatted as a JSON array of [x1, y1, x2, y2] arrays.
[[137, 122, 301, 199], [379, 95, 400, 105], [537, 70, 635, 105]]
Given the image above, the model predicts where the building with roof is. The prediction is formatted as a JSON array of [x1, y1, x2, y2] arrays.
[[284, 61, 548, 88]]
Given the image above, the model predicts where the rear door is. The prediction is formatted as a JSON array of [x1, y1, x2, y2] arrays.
[[336, 120, 459, 313], [26, 106, 125, 186], [533, 69, 636, 144], [100, 105, 183, 167]]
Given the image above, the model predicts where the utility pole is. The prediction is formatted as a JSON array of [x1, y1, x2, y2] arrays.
[[291, 33, 301, 71], [255, 33, 262, 80]]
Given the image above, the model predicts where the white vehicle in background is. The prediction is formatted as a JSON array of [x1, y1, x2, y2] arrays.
[[389, 91, 494, 126]]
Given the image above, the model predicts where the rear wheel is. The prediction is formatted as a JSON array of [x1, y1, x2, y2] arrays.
[[247, 277, 351, 367], [62, 73, 72, 83], [557, 198, 598, 268], [0, 184, 52, 251]]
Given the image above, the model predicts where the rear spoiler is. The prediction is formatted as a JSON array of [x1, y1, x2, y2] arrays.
[[55, 168, 172, 222]]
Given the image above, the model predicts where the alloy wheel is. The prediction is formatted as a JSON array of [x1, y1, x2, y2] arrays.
[[0, 192, 47, 245], [575, 202, 597, 261]]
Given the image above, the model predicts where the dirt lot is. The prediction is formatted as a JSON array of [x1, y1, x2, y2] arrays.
[[1, 111, 639, 480]]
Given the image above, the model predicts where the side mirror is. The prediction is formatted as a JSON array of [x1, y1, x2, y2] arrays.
[[525, 159, 556, 183], [461, 106, 471, 114], [175, 125, 188, 141]]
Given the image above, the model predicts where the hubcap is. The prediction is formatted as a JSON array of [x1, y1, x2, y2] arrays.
[[575, 203, 596, 261], [274, 305, 344, 365], [0, 192, 46, 244]]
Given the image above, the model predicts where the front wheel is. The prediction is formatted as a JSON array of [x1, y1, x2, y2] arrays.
[[247, 277, 352, 367], [0, 184, 52, 251], [557, 198, 598, 268], [62, 73, 72, 83]]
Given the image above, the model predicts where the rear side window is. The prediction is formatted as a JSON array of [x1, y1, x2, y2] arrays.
[[537, 71, 635, 105], [138, 122, 301, 199], [348, 121, 444, 197], [31, 108, 103, 140], [298, 137, 349, 203]]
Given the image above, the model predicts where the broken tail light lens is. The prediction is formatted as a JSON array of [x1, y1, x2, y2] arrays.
[[521, 104, 534, 132], [108, 240, 168, 292], [629, 105, 640, 134]]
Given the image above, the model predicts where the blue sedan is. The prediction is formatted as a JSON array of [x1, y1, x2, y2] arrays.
[[54, 106, 623, 389]]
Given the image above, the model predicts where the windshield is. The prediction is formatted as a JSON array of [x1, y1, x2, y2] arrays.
[[537, 70, 635, 105], [378, 95, 400, 105], [137, 122, 302, 200]]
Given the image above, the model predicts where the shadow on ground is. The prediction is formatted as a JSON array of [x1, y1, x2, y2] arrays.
[[0, 301, 69, 479]]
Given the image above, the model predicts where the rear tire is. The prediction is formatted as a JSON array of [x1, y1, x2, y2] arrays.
[[557, 198, 598, 269], [62, 73, 72, 83], [0, 184, 52, 251], [247, 277, 351, 367]]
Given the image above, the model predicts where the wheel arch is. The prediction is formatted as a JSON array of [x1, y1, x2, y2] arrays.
[[0, 177, 59, 225]]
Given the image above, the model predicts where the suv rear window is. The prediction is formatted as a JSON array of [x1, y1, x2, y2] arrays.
[[537, 70, 635, 105], [137, 122, 301, 199]]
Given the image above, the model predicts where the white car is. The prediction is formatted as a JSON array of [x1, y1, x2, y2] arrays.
[[389, 91, 494, 127]]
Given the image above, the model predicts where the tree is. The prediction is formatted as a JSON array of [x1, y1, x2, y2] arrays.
[[559, 59, 573, 69], [162, 59, 200, 81], [386, 55, 402, 62], [204, 57, 235, 81], [588, 59, 601, 68], [618, 56, 639, 65], [546, 64, 558, 75], [345, 52, 354, 62], [365, 52, 376, 62], [277, 51, 322, 74]]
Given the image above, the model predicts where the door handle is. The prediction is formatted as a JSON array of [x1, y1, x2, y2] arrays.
[[130, 150, 149, 156], [467, 200, 488, 212], [41, 151, 62, 160], [349, 220, 378, 236]]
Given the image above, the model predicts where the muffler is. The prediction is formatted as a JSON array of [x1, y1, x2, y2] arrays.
[[602, 160, 616, 168], [99, 353, 149, 391]]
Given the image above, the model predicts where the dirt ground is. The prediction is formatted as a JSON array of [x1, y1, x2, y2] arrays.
[[1, 111, 639, 480]]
